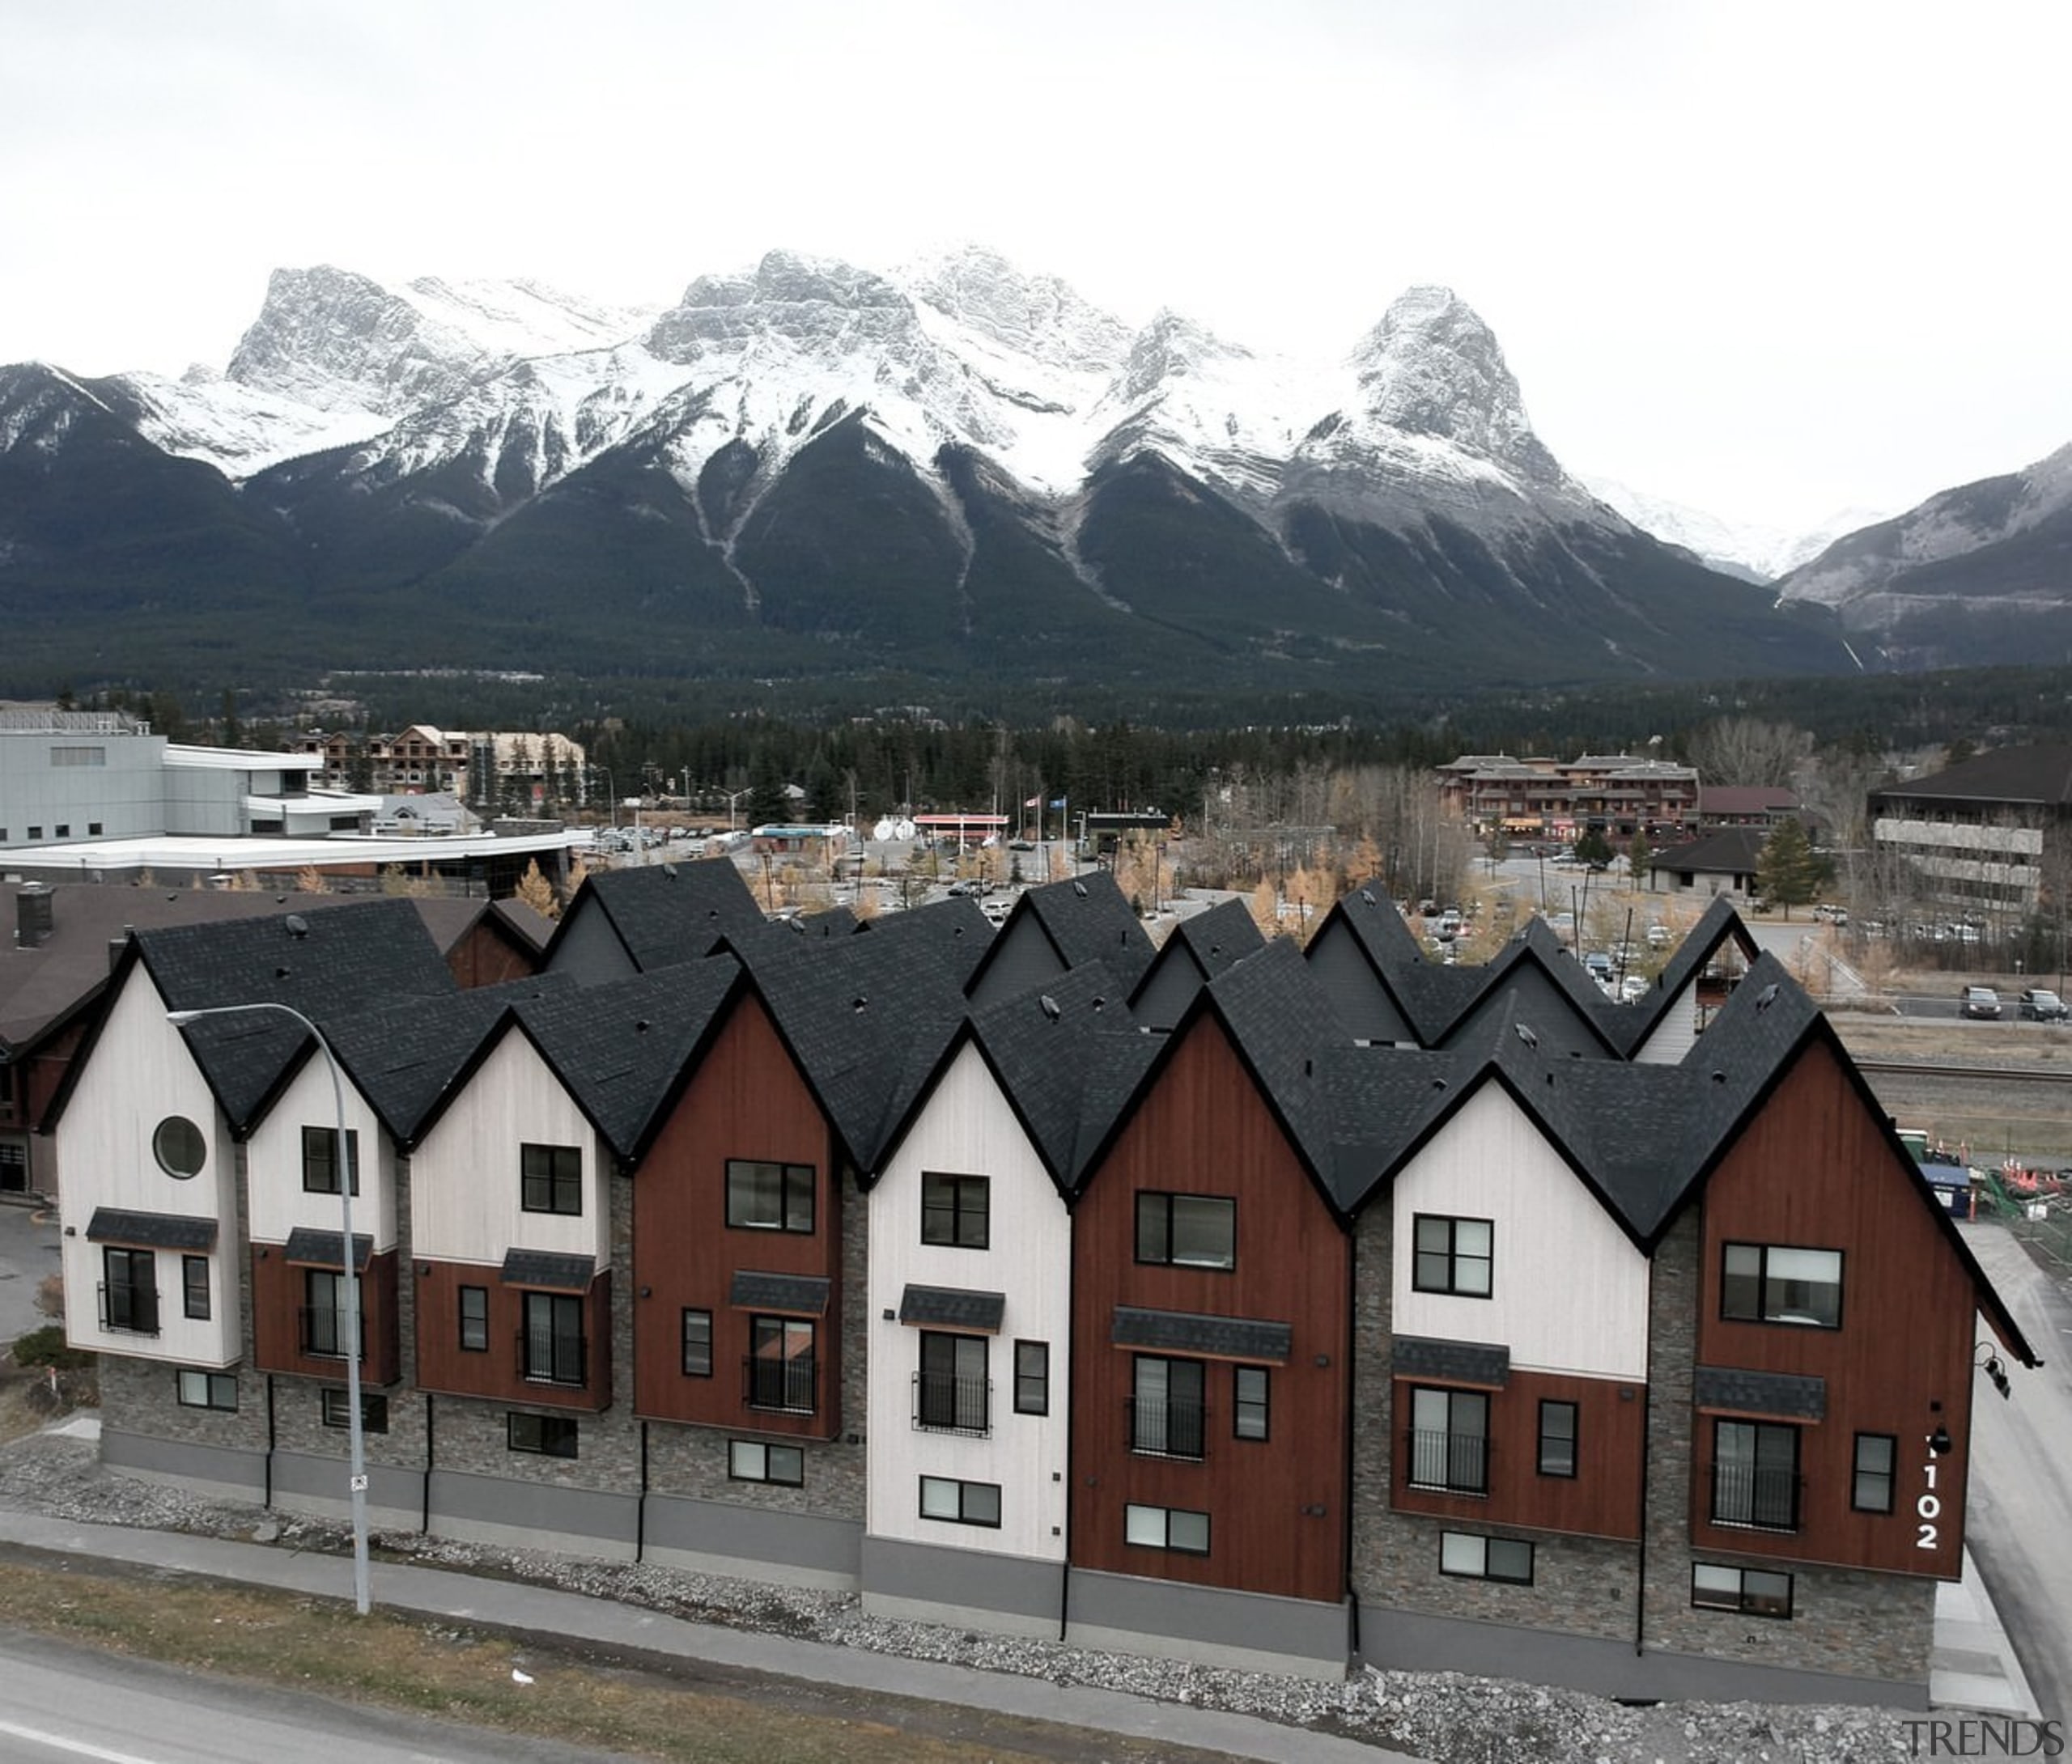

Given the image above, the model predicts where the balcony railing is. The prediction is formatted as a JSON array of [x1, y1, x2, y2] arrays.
[[912, 1371, 991, 1437], [1709, 1460, 1802, 1532], [516, 1327, 588, 1387], [742, 1353, 816, 1414], [1127, 1394, 1206, 1461], [97, 1282, 160, 1337], [1406, 1427, 1488, 1495], [299, 1304, 366, 1360]]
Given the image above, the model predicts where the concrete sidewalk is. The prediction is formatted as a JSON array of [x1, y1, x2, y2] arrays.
[[0, 1494, 1416, 1764], [1932, 1547, 2041, 1719]]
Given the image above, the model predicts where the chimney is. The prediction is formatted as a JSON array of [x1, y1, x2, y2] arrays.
[[15, 882, 53, 949]]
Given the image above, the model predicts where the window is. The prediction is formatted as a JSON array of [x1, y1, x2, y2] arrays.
[[1538, 1400, 1578, 1478], [49, 746, 105, 767], [1712, 1419, 1801, 1531], [921, 1172, 990, 1249], [919, 1475, 1001, 1527], [1014, 1340, 1050, 1416], [915, 1331, 989, 1434], [746, 1317, 816, 1413], [729, 1440, 805, 1486], [1124, 1503, 1210, 1555], [176, 1369, 236, 1410], [508, 1412, 578, 1458], [727, 1159, 814, 1233], [181, 1254, 210, 1321], [521, 1291, 586, 1386], [301, 1125, 361, 1196], [321, 1388, 388, 1433], [1233, 1366, 1270, 1441], [520, 1143, 582, 1216], [152, 1115, 206, 1179], [1721, 1242, 1842, 1329], [100, 1246, 159, 1334], [1440, 1531, 1534, 1584], [53, 825, 70, 838], [1134, 1192, 1235, 1270], [681, 1308, 713, 1377], [1408, 1386, 1489, 1494], [1853, 1432, 1896, 1513], [1412, 1214, 1493, 1297], [88, 822, 102, 836], [1692, 1563, 1794, 1618], [1130, 1355, 1206, 1460], [301, 1269, 363, 1359], [459, 1285, 489, 1351]]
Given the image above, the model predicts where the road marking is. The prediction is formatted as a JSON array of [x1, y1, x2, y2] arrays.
[[0, 1719, 161, 1762]]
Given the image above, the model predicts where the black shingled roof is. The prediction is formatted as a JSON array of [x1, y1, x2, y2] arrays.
[[965, 871, 1153, 1000], [542, 859, 768, 973]]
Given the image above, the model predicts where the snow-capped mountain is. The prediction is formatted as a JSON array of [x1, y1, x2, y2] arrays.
[[0, 245, 1856, 701], [1581, 477, 1895, 584]]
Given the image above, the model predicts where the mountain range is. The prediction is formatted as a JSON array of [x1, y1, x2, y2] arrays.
[[1, 246, 2061, 710]]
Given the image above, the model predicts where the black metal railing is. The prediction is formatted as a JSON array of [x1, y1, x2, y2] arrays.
[[299, 1304, 367, 1359], [1709, 1460, 1802, 1532], [1406, 1427, 1488, 1495], [516, 1326, 588, 1387], [742, 1353, 816, 1414], [97, 1281, 160, 1337], [1127, 1393, 1206, 1461], [912, 1371, 991, 1436]]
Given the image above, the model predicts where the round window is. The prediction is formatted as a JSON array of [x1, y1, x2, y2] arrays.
[[153, 1115, 206, 1179]]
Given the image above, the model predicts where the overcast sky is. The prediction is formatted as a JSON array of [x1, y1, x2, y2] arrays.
[[3, 0, 2065, 533]]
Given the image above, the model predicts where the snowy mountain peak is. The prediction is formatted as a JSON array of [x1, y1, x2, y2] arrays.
[[902, 244, 1133, 375], [1351, 284, 1552, 479], [648, 250, 918, 363]]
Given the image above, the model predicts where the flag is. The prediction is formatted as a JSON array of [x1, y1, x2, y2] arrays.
[[1023, 795, 1041, 808]]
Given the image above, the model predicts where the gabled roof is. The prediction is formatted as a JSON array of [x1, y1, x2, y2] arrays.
[[1303, 885, 1430, 1027], [1869, 743, 2072, 810], [1650, 827, 1768, 875], [1413, 918, 1623, 1058], [1127, 897, 1263, 1022], [540, 859, 767, 973], [1603, 895, 1760, 1056], [963, 871, 1153, 999]]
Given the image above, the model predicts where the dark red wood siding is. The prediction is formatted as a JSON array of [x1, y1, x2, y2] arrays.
[[414, 1264, 612, 1412], [251, 1245, 402, 1389]]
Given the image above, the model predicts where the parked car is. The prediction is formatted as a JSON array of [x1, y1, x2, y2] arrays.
[[1645, 922, 1672, 949], [1619, 974, 1650, 1003], [2019, 988, 2069, 1021], [1960, 986, 2003, 1020], [1582, 952, 1614, 984]]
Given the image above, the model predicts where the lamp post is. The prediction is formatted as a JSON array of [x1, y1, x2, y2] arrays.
[[167, 1002, 371, 1617], [724, 787, 751, 836]]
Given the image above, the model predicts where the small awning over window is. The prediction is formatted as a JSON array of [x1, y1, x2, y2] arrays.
[[282, 1228, 374, 1270], [1394, 1335, 1509, 1389], [501, 1249, 595, 1291], [86, 1208, 216, 1253], [899, 1284, 1006, 1332], [732, 1270, 830, 1316], [1694, 1365, 1826, 1421], [1111, 1305, 1290, 1363]]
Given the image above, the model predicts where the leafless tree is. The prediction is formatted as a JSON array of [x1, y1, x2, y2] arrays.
[[1687, 717, 1810, 788]]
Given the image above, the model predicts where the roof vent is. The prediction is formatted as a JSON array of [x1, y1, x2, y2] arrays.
[[662, 863, 677, 880], [274, 966, 291, 979], [15, 883, 53, 949], [1072, 881, 1088, 897], [1712, 1069, 1727, 1084], [852, 995, 868, 1012], [1039, 994, 1062, 1021], [635, 1019, 651, 1033], [1514, 1023, 1538, 1049], [1431, 1076, 1447, 1090], [284, 915, 309, 939], [1092, 996, 1106, 1011], [1361, 888, 1376, 906]]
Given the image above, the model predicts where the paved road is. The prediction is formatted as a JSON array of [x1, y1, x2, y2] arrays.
[[1956, 1221, 2072, 1724], [0, 1201, 60, 1346]]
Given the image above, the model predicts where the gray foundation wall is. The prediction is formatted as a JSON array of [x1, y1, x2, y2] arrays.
[[1068, 1568, 1352, 1679], [643, 1491, 860, 1591], [860, 1534, 1064, 1637]]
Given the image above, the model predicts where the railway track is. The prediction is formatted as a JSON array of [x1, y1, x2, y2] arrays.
[[1853, 1058, 2072, 1083]]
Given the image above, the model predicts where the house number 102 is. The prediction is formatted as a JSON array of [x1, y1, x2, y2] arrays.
[[1916, 1439, 1942, 1551]]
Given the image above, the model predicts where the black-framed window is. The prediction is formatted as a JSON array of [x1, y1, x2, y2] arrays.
[[1692, 1563, 1794, 1618], [919, 1474, 1001, 1528], [1130, 1355, 1206, 1459], [1233, 1366, 1270, 1441], [301, 1125, 360, 1197], [459, 1285, 489, 1351], [520, 1143, 583, 1216], [1440, 1531, 1534, 1584], [508, 1412, 578, 1458], [321, 1388, 388, 1433], [1852, 1432, 1896, 1513], [1134, 1192, 1235, 1270], [1721, 1242, 1842, 1329], [746, 1316, 816, 1413], [101, 1245, 159, 1335], [301, 1268, 363, 1359], [152, 1116, 205, 1179], [729, 1440, 805, 1486], [921, 1172, 990, 1249], [1014, 1339, 1049, 1416], [1412, 1214, 1493, 1297], [727, 1159, 814, 1233], [181, 1254, 210, 1321], [1538, 1400, 1578, 1478], [176, 1369, 236, 1411], [521, 1291, 586, 1386], [916, 1331, 989, 1434], [1408, 1385, 1488, 1494], [1124, 1503, 1209, 1555], [681, 1308, 713, 1377], [1712, 1418, 1801, 1531]]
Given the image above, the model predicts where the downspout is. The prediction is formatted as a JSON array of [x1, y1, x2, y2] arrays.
[[638, 1421, 649, 1563], [264, 1374, 276, 1509], [1059, 1191, 1076, 1644], [422, 1392, 435, 1534], [1344, 1218, 1360, 1660], [1635, 1257, 1654, 1659]]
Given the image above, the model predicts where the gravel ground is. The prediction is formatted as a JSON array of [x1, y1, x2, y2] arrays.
[[0, 1424, 1938, 1764]]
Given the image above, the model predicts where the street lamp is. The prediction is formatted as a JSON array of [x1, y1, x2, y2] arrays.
[[724, 787, 751, 835], [167, 1002, 371, 1617]]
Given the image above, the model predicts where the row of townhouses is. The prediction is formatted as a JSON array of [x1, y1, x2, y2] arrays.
[[48, 863, 2033, 1708]]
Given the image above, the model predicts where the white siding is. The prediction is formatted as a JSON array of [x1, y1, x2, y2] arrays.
[[1631, 980, 1700, 1065], [867, 1041, 1070, 1563], [57, 966, 240, 1365], [245, 1057, 396, 1251], [1392, 1082, 1650, 1382], [409, 1031, 608, 1270]]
